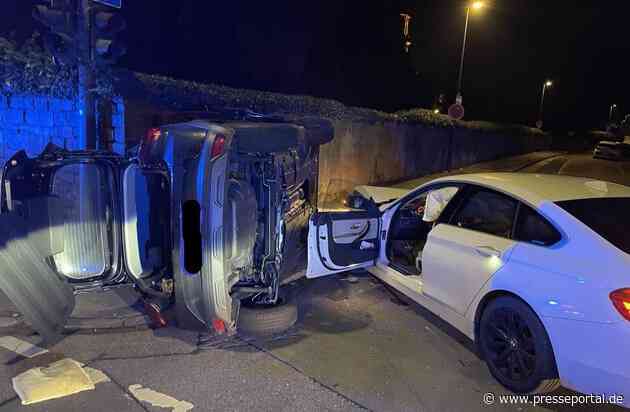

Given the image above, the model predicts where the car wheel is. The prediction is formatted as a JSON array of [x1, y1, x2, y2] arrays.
[[479, 296, 560, 394], [238, 298, 298, 336]]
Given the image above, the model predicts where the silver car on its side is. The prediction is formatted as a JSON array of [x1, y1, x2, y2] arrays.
[[0, 116, 333, 341]]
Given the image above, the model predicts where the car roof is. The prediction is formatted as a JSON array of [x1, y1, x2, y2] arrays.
[[429, 172, 630, 204]]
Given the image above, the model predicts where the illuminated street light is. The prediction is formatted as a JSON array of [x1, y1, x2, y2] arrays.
[[538, 79, 553, 128], [400, 13, 413, 53], [434, 109, 440, 114], [609, 103, 618, 122], [456, 2, 485, 105]]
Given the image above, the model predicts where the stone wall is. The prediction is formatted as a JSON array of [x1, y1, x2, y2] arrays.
[[0, 94, 80, 165], [318, 120, 552, 206], [0, 94, 125, 165]]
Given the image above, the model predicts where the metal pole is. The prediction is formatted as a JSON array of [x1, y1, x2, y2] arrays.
[[538, 82, 546, 124], [77, 0, 96, 150], [456, 6, 470, 102], [609, 104, 616, 122]]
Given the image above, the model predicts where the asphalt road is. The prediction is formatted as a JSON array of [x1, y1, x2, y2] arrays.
[[0, 151, 628, 412], [519, 153, 630, 186]]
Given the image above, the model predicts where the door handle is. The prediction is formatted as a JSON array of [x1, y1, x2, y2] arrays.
[[474, 246, 502, 258], [350, 223, 363, 230]]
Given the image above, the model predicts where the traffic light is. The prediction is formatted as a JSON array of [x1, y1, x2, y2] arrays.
[[93, 7, 126, 63], [32, 0, 78, 65]]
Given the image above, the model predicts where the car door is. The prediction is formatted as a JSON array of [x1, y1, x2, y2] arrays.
[[421, 186, 519, 315], [306, 209, 380, 278], [0, 147, 118, 342], [0, 145, 170, 341]]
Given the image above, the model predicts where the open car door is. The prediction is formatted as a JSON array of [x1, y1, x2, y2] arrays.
[[0, 145, 171, 342], [0, 207, 74, 343], [306, 210, 380, 278]]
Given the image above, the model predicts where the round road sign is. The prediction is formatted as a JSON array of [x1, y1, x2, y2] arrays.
[[448, 104, 465, 120]]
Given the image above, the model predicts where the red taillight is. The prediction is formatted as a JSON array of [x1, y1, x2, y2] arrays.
[[146, 127, 161, 141], [610, 288, 630, 321], [139, 128, 162, 162], [211, 134, 226, 158]]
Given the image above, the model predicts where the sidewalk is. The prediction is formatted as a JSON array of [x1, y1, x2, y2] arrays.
[[0, 286, 150, 333]]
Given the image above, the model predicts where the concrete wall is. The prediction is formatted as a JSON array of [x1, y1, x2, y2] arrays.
[[122, 99, 551, 207], [318, 120, 552, 206], [0, 94, 80, 166]]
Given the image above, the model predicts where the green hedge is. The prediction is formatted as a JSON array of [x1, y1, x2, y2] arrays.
[[1, 34, 543, 137]]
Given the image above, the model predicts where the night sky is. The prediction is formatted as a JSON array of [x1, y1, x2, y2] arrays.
[[2, 1, 629, 130]]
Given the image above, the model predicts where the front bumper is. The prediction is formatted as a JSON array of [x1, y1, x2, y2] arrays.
[[543, 316, 630, 408]]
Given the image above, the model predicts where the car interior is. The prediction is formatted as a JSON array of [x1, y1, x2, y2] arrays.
[[387, 186, 460, 276]]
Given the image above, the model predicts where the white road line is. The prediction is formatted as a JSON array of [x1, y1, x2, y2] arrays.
[[128, 384, 194, 412], [0, 336, 48, 358]]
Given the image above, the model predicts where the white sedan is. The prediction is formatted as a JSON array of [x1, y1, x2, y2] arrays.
[[307, 173, 630, 404]]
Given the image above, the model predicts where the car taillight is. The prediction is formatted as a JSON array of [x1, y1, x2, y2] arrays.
[[211, 134, 226, 158], [139, 128, 161, 162], [146, 128, 161, 142], [610, 288, 630, 321]]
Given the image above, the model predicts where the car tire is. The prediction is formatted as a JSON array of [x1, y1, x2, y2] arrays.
[[238, 298, 298, 336], [479, 296, 560, 394]]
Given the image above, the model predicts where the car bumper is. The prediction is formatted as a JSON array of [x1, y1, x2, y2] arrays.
[[543, 316, 630, 407], [593, 149, 620, 160]]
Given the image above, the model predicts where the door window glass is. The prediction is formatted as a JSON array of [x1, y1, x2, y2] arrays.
[[514, 205, 561, 246], [451, 189, 517, 238], [51, 163, 111, 279]]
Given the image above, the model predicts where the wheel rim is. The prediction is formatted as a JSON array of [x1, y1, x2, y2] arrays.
[[482, 308, 537, 383]]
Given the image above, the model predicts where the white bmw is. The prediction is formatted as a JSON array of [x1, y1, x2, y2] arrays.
[[307, 173, 630, 404]]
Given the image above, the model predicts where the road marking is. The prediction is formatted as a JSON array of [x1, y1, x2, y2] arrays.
[[0, 336, 48, 358], [128, 384, 194, 412], [83, 366, 111, 385]]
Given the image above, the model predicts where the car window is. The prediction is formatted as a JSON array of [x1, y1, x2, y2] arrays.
[[51, 163, 111, 279], [556, 197, 630, 255], [514, 205, 561, 246], [451, 189, 517, 238]]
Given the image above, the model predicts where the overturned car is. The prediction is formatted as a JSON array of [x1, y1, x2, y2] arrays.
[[0, 116, 334, 342]]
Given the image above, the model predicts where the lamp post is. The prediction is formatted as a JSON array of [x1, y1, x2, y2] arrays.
[[609, 104, 618, 122], [456, 1, 484, 105], [537, 80, 553, 128]]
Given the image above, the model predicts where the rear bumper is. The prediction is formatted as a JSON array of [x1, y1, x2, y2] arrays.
[[593, 147, 623, 160], [543, 316, 630, 407]]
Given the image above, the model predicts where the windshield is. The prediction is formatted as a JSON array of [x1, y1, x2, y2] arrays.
[[556, 197, 630, 254]]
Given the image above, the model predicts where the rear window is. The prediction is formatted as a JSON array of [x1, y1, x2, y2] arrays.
[[556, 198, 630, 254]]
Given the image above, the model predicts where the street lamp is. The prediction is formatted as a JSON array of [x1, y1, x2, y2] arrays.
[[609, 103, 618, 122], [538, 79, 553, 128], [456, 1, 485, 105]]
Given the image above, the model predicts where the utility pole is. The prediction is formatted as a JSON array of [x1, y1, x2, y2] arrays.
[[77, 0, 96, 149], [33, 0, 126, 150], [537, 79, 552, 129]]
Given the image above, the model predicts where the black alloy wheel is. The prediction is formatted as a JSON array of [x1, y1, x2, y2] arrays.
[[479, 296, 560, 394]]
